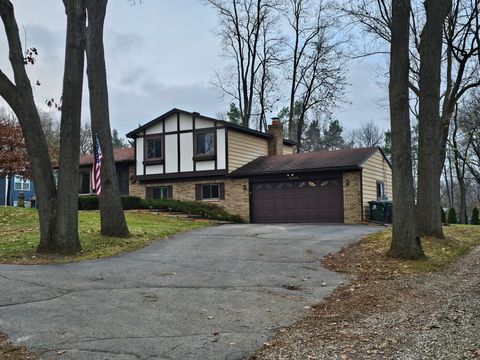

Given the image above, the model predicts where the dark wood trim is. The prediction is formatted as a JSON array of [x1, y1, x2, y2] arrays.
[[134, 126, 225, 138], [192, 114, 196, 172], [136, 170, 228, 183], [248, 171, 346, 184], [192, 155, 216, 162], [177, 112, 181, 173], [162, 119, 166, 174], [143, 159, 164, 166], [225, 127, 229, 173], [143, 134, 165, 163], [214, 121, 218, 170], [231, 166, 362, 179], [142, 130, 146, 175]]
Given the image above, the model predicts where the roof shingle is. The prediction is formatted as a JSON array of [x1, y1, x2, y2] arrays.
[[230, 147, 382, 176], [79, 147, 134, 166]]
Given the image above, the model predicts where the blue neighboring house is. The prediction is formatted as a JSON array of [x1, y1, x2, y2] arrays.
[[0, 175, 36, 207]]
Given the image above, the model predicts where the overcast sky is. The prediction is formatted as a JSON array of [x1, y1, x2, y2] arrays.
[[0, 0, 390, 138]]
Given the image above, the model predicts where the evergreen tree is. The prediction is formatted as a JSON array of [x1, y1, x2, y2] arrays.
[[111, 129, 127, 148], [226, 103, 242, 126], [472, 207, 479, 225], [382, 130, 392, 158], [447, 208, 457, 224], [323, 119, 345, 150], [303, 119, 322, 152]]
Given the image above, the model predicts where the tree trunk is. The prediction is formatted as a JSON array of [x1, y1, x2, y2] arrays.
[[387, 0, 424, 259], [55, 0, 85, 254], [85, 0, 129, 237], [5, 175, 10, 206], [416, 0, 451, 238], [0, 0, 58, 252]]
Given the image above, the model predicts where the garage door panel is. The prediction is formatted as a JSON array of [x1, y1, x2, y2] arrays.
[[251, 178, 344, 223]]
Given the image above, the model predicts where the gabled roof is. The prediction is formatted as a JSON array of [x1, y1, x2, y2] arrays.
[[79, 147, 134, 166], [125, 108, 296, 146], [230, 147, 385, 177]]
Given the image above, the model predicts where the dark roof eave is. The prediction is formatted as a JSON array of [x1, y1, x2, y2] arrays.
[[79, 159, 135, 168], [229, 165, 362, 178], [126, 108, 295, 145]]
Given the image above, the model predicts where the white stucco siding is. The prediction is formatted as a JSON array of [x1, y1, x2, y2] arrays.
[[195, 118, 212, 129], [195, 160, 215, 171], [164, 114, 177, 132], [145, 122, 163, 134], [179, 113, 192, 130], [145, 164, 164, 175], [165, 135, 178, 173], [180, 133, 194, 172], [216, 128, 226, 170], [136, 137, 144, 175]]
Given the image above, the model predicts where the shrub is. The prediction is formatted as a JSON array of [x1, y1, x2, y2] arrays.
[[78, 195, 98, 210], [472, 207, 479, 225], [78, 195, 143, 210], [77, 195, 243, 222], [121, 196, 143, 210], [447, 208, 457, 224], [143, 198, 243, 222], [441, 207, 446, 224]]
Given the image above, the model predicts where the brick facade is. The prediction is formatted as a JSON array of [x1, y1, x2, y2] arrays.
[[342, 171, 363, 224], [129, 166, 364, 224], [129, 170, 250, 222]]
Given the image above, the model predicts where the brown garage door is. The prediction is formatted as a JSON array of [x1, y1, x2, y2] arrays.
[[251, 178, 344, 223]]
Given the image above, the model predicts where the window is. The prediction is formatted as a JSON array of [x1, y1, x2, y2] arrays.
[[152, 187, 169, 199], [195, 130, 215, 157], [147, 186, 172, 200], [78, 170, 91, 194], [14, 176, 30, 191], [145, 136, 163, 163], [196, 183, 224, 200], [202, 184, 219, 199], [377, 181, 385, 200]]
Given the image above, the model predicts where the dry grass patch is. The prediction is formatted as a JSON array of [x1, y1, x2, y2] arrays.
[[322, 225, 480, 277]]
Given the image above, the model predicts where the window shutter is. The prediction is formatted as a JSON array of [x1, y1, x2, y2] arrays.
[[146, 187, 153, 200], [219, 182, 225, 200], [167, 185, 173, 199], [195, 184, 202, 200]]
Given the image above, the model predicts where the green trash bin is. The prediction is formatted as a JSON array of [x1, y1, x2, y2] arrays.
[[368, 200, 392, 224]]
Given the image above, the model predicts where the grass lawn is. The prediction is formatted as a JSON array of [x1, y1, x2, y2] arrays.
[[323, 225, 480, 276], [0, 207, 211, 264]]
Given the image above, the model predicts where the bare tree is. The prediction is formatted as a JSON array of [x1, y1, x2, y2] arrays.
[[54, 0, 86, 254], [0, 0, 58, 251], [79, 122, 93, 156], [388, 0, 424, 259], [344, 0, 480, 237], [205, 0, 280, 128], [285, 0, 346, 152], [284, 0, 346, 150], [349, 120, 384, 147], [85, 0, 129, 238]]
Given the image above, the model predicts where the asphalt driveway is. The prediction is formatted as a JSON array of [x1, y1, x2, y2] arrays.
[[0, 223, 381, 360]]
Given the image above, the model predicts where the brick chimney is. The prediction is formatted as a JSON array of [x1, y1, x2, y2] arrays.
[[268, 117, 283, 156]]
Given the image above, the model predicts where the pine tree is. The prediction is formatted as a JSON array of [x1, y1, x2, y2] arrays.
[[447, 208, 457, 224], [472, 207, 479, 225]]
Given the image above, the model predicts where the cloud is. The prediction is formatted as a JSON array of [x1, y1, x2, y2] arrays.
[[108, 79, 224, 137], [106, 31, 145, 56]]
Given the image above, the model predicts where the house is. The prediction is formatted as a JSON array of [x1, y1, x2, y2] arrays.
[[0, 175, 35, 207], [78, 147, 135, 195], [126, 108, 392, 223]]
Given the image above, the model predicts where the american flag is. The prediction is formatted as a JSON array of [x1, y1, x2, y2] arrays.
[[91, 135, 102, 196]]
